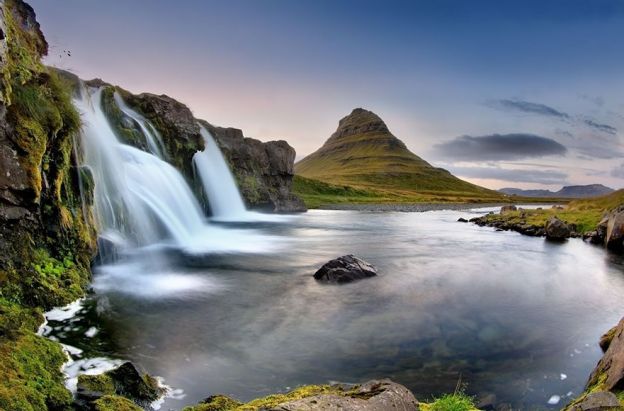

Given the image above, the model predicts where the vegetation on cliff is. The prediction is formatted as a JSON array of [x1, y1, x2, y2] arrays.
[[0, 0, 96, 409]]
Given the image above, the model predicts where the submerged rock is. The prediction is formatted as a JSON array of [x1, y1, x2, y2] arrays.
[[313, 255, 377, 283], [545, 217, 571, 240], [457, 217, 469, 223], [270, 379, 418, 411], [568, 391, 620, 411]]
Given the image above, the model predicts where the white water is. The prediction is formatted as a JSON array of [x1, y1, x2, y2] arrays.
[[113, 92, 166, 158], [193, 126, 248, 220], [75, 85, 281, 254]]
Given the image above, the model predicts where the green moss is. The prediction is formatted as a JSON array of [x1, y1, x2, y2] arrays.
[[77, 374, 116, 396], [93, 395, 143, 411], [0, 332, 73, 411], [183, 395, 243, 411]]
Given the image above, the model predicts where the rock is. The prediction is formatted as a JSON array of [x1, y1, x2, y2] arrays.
[[77, 362, 163, 408], [600, 325, 618, 352], [187, 394, 243, 410], [314, 255, 377, 283], [270, 379, 419, 411], [545, 217, 571, 240], [552, 205, 565, 210], [457, 218, 468, 223], [605, 207, 624, 251], [500, 205, 517, 213], [569, 392, 620, 411], [587, 317, 624, 391]]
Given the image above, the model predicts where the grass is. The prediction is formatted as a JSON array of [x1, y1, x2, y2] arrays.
[[424, 393, 478, 411], [479, 189, 624, 235]]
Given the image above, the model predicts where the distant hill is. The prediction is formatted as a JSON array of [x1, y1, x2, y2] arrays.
[[295, 108, 501, 201], [500, 184, 614, 198]]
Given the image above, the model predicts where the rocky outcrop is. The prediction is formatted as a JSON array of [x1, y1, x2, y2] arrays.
[[585, 206, 624, 251], [202, 121, 306, 212], [97, 86, 305, 212], [500, 205, 517, 213], [545, 217, 571, 240], [271, 380, 419, 411], [314, 255, 377, 283]]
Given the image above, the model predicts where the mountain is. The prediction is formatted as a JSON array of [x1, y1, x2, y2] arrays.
[[500, 184, 614, 198], [295, 108, 500, 200]]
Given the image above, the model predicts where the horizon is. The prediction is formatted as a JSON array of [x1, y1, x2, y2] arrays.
[[29, 0, 624, 190]]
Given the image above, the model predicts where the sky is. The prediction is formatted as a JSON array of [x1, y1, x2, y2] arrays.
[[29, 0, 624, 190]]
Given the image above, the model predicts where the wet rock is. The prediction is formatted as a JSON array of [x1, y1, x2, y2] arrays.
[[500, 205, 517, 214], [600, 325, 618, 352], [270, 379, 418, 411], [314, 255, 377, 283], [569, 391, 620, 411], [545, 217, 571, 240], [476, 393, 497, 410], [457, 217, 468, 223]]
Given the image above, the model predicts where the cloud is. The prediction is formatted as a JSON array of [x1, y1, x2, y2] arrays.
[[488, 99, 569, 119], [612, 163, 624, 179], [450, 166, 568, 185], [432, 133, 567, 161], [583, 118, 617, 135], [488, 98, 618, 135]]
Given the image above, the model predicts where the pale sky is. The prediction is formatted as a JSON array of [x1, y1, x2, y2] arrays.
[[30, 0, 624, 190]]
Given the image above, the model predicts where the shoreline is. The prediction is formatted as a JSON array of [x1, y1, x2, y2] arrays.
[[316, 202, 553, 212]]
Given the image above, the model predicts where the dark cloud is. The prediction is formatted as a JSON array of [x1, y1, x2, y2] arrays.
[[574, 144, 624, 160], [489, 99, 569, 119], [583, 119, 617, 135], [612, 163, 624, 179], [450, 166, 568, 185], [432, 133, 567, 161]]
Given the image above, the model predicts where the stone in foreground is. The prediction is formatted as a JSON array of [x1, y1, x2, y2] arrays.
[[314, 255, 377, 283], [270, 379, 418, 411], [568, 392, 620, 411], [545, 217, 571, 240]]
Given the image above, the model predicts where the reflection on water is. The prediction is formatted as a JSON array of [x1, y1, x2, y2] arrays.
[[52, 208, 624, 409]]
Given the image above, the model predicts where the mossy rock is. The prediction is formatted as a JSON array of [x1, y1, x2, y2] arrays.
[[183, 395, 243, 411], [93, 395, 143, 411]]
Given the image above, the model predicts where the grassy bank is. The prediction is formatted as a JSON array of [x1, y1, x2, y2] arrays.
[[476, 189, 624, 235], [293, 175, 559, 209]]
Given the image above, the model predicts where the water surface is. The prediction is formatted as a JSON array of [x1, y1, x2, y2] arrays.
[[51, 208, 624, 409]]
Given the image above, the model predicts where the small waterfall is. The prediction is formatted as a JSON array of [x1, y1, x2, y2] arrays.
[[75, 86, 207, 248], [193, 126, 247, 220], [113, 92, 166, 159]]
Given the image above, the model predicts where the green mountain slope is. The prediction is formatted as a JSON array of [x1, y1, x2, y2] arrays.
[[295, 108, 502, 202]]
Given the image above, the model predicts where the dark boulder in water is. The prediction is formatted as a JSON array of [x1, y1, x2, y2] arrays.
[[545, 217, 571, 240], [314, 255, 377, 283]]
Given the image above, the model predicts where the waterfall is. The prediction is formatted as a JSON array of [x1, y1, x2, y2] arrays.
[[193, 126, 248, 220], [75, 86, 207, 248], [113, 92, 166, 159]]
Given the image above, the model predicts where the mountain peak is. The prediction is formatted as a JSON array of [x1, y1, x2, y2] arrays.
[[331, 107, 390, 140]]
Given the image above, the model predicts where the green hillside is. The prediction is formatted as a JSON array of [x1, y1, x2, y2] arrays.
[[294, 108, 503, 205]]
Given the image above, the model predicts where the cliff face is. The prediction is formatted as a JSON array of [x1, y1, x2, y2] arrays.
[[201, 121, 306, 212], [98, 85, 305, 212], [0, 1, 97, 409]]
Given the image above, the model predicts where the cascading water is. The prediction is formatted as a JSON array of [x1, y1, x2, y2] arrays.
[[75, 86, 207, 248], [113, 92, 166, 159], [75, 84, 279, 257], [193, 126, 248, 220]]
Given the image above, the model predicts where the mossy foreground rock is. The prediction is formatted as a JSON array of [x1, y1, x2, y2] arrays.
[[184, 379, 419, 411], [76, 362, 164, 409]]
